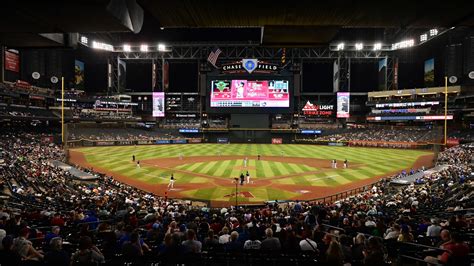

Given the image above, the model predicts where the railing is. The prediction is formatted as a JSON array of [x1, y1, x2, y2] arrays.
[[307, 183, 376, 204]]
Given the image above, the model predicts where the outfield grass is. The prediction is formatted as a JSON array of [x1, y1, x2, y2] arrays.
[[72, 144, 433, 203]]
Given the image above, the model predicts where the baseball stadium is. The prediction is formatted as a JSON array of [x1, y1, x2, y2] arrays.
[[0, 1, 473, 266]]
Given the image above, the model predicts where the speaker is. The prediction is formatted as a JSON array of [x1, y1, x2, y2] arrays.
[[293, 73, 301, 96], [199, 74, 207, 96], [445, 44, 463, 83]]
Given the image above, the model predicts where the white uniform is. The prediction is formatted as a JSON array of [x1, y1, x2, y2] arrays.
[[168, 177, 175, 189], [246, 174, 251, 184]]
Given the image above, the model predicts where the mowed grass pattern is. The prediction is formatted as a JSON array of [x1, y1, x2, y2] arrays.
[[73, 144, 432, 201], [176, 159, 316, 179]]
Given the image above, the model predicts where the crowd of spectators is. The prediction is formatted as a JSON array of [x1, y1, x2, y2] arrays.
[[0, 106, 55, 119], [314, 128, 434, 143], [162, 119, 201, 129], [68, 127, 181, 141], [0, 129, 472, 265]]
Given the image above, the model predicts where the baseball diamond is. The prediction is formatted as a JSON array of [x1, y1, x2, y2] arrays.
[[69, 144, 434, 206]]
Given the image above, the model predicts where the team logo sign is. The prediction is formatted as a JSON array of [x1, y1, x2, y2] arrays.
[[242, 59, 258, 74]]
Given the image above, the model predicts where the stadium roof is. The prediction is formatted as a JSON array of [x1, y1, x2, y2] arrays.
[[0, 0, 473, 47]]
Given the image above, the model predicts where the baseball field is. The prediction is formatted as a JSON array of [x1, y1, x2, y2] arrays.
[[69, 144, 434, 206]]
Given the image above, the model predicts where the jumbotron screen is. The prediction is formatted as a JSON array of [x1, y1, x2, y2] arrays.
[[210, 79, 290, 108]]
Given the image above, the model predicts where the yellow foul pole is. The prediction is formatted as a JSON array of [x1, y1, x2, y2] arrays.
[[61, 77, 65, 144], [444, 76, 447, 145]]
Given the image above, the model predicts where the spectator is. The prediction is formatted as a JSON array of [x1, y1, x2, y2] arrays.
[[71, 236, 105, 265], [261, 228, 281, 251], [218, 227, 230, 244], [182, 229, 202, 253], [299, 230, 318, 253], [44, 226, 60, 245], [425, 232, 470, 265], [426, 218, 442, 237], [122, 231, 145, 261], [384, 224, 401, 240], [225, 231, 242, 252], [397, 225, 414, 242], [44, 237, 70, 266], [326, 240, 344, 266], [363, 236, 385, 266], [352, 233, 366, 263], [12, 227, 44, 261], [243, 228, 261, 250], [0, 235, 21, 266], [203, 229, 219, 250]]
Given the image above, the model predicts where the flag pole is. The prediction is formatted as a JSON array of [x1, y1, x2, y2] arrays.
[[61, 77, 65, 144]]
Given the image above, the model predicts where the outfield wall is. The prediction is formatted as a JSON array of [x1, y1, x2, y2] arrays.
[[67, 137, 434, 150]]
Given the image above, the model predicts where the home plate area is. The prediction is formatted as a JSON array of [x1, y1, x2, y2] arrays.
[[223, 191, 255, 198]]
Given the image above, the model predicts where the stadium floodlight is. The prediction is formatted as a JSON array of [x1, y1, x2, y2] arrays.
[[123, 44, 131, 52], [392, 39, 414, 50], [91, 41, 114, 51], [140, 44, 148, 52], [373, 43, 382, 51], [158, 43, 166, 51], [420, 34, 428, 42], [355, 43, 363, 50], [80, 36, 88, 45], [336, 43, 344, 51], [429, 29, 438, 36]]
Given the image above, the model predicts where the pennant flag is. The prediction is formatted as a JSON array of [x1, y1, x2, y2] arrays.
[[333, 60, 339, 92], [281, 48, 286, 65], [207, 47, 222, 68]]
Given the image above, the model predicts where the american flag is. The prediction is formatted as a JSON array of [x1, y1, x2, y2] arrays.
[[207, 47, 222, 67]]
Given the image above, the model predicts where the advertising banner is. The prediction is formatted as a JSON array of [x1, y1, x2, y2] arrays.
[[96, 141, 113, 146], [74, 60, 85, 90], [446, 138, 460, 146], [5, 51, 19, 72], [172, 139, 187, 144], [302, 101, 334, 116], [328, 142, 346, 146], [179, 128, 199, 133], [116, 141, 133, 145], [336, 92, 350, 118], [271, 138, 283, 144], [378, 58, 387, 90], [217, 138, 229, 143], [424, 58, 435, 87], [156, 140, 171, 144], [300, 130, 322, 134], [137, 140, 153, 145], [152, 92, 165, 117]]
